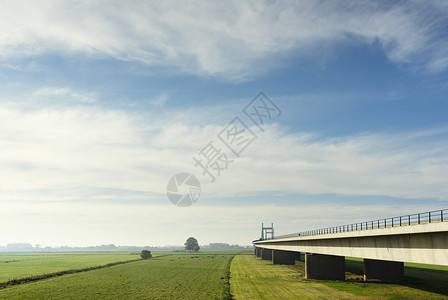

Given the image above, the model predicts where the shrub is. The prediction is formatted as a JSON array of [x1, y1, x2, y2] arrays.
[[140, 250, 152, 259]]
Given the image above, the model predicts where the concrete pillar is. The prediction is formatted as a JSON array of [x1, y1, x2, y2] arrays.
[[364, 259, 404, 282], [305, 253, 345, 281], [261, 248, 273, 260], [272, 250, 296, 265], [256, 247, 261, 257]]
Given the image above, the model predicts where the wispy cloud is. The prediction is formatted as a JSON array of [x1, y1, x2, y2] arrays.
[[1, 102, 447, 204], [149, 93, 170, 107], [34, 87, 97, 103], [1, 1, 447, 80]]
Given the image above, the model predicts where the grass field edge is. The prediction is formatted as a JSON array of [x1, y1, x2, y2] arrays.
[[0, 258, 144, 290], [0, 254, 177, 291], [223, 254, 236, 300]]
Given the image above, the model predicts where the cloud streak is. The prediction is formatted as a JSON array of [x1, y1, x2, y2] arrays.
[[1, 1, 447, 80], [34, 87, 97, 103], [1, 97, 447, 204]]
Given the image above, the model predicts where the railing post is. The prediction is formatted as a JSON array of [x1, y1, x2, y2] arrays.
[[429, 212, 431, 223], [384, 219, 386, 228], [377, 220, 379, 228], [442, 210, 444, 222], [400, 216, 402, 226], [408, 215, 410, 225], [418, 214, 420, 224], [392, 218, 394, 227]]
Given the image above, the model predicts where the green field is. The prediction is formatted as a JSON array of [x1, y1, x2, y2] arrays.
[[0, 252, 144, 282], [231, 254, 448, 299], [1, 251, 448, 299], [230, 254, 356, 299], [325, 257, 448, 299], [0, 252, 237, 299]]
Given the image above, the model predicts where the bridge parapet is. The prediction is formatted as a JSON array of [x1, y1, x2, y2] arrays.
[[267, 209, 448, 240]]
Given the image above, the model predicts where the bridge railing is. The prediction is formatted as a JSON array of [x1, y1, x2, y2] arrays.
[[270, 208, 448, 240]]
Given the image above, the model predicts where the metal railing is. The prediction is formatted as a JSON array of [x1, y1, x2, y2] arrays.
[[269, 209, 448, 240]]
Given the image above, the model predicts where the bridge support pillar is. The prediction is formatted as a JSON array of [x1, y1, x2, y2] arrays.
[[305, 253, 345, 281], [272, 250, 296, 265], [364, 259, 404, 282], [261, 248, 272, 260], [256, 247, 261, 258]]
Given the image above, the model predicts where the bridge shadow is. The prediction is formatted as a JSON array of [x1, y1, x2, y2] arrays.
[[345, 259, 448, 296]]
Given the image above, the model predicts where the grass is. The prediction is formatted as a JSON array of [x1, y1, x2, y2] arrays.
[[0, 252, 144, 282], [230, 254, 355, 299], [324, 257, 448, 299], [0, 252, 238, 299], [231, 254, 448, 299], [2, 251, 447, 299]]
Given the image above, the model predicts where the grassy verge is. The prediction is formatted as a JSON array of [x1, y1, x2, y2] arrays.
[[231, 254, 448, 299], [322, 258, 448, 299], [230, 254, 355, 299]]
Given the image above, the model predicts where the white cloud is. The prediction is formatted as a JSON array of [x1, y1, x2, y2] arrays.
[[0, 103, 447, 203], [149, 93, 170, 107], [218, 125, 448, 200], [0, 1, 447, 80], [34, 87, 97, 103]]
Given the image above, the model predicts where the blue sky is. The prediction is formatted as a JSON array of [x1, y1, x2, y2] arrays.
[[1, 0, 448, 247]]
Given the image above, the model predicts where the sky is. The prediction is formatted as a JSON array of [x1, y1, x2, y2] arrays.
[[1, 0, 448, 247]]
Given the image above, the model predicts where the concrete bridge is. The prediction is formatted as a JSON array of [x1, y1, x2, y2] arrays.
[[253, 209, 448, 281]]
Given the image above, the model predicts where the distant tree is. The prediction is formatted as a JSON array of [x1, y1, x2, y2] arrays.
[[184, 237, 199, 252], [140, 250, 152, 259]]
